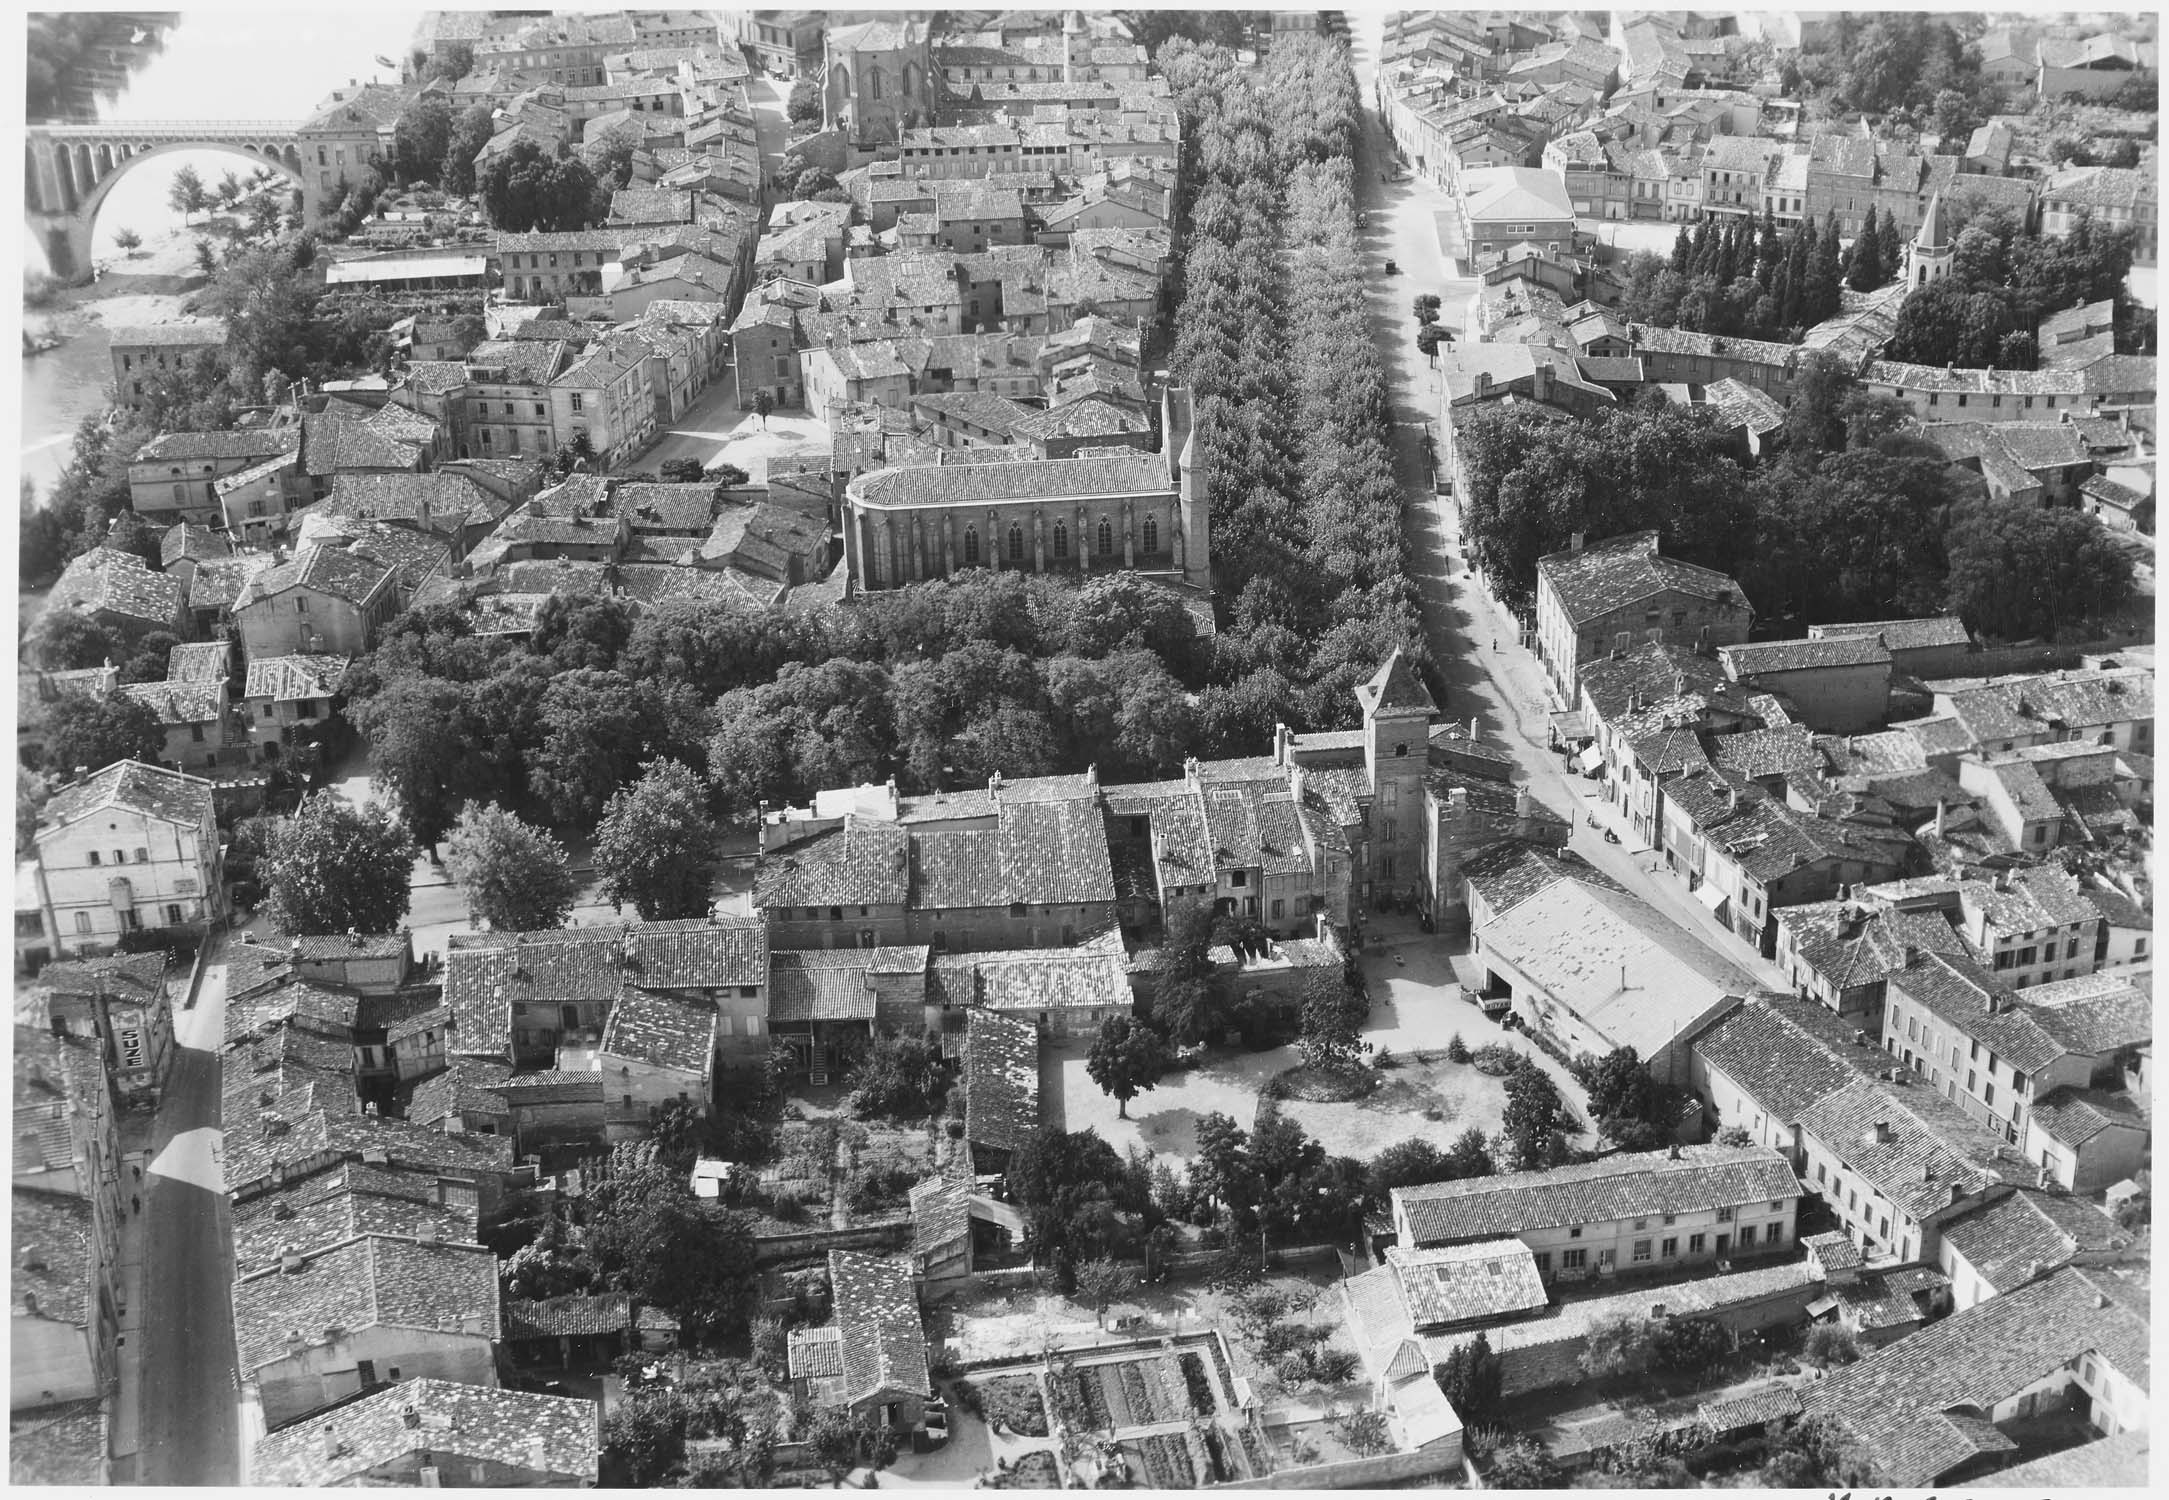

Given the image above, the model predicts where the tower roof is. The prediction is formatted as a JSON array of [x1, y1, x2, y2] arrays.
[[1916, 191, 1948, 250], [1358, 649, 1437, 719]]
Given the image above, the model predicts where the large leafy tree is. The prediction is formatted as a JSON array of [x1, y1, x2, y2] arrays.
[[844, 1029, 952, 1120], [478, 137, 603, 233], [706, 660, 896, 817], [1500, 1057, 1571, 1170], [580, 117, 646, 191], [585, 1164, 759, 1334], [593, 759, 719, 921], [1944, 498, 2135, 641], [262, 793, 417, 936], [348, 674, 502, 850], [443, 802, 578, 933], [1006, 1126, 1132, 1283], [528, 669, 699, 828], [1296, 967, 1368, 1072], [440, 103, 498, 196], [38, 689, 163, 776], [391, 95, 454, 186], [27, 609, 117, 670], [1086, 1015, 1169, 1119]]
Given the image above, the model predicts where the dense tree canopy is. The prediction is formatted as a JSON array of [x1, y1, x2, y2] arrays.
[[1455, 402, 1754, 616], [478, 137, 604, 232], [1886, 209, 2139, 368], [391, 95, 454, 187], [443, 802, 578, 933], [1945, 497, 2136, 641], [35, 690, 163, 776], [261, 793, 417, 935], [594, 760, 719, 921]]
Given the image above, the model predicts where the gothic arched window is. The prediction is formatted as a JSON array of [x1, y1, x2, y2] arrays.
[[1052, 522, 1068, 556], [1142, 515, 1159, 554], [1097, 518, 1113, 556], [963, 525, 980, 565], [1008, 524, 1024, 561]]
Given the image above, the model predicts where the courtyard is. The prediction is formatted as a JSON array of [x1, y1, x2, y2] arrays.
[[1048, 936, 1593, 1164]]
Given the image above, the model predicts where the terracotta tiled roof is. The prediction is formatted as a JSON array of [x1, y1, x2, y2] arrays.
[[828, 1250, 930, 1404], [1385, 1239, 1548, 1329], [231, 1162, 480, 1276], [963, 1009, 1039, 1154], [853, 450, 1171, 509], [243, 654, 351, 704], [1538, 530, 1747, 624], [1721, 635, 1890, 675], [1940, 1186, 2130, 1295], [49, 547, 186, 627], [12, 1187, 95, 1325], [246, 1378, 598, 1485], [1394, 1144, 1799, 1247], [1800, 1267, 2148, 1487], [504, 1291, 633, 1339], [1796, 1073, 2032, 1223], [7, 1399, 109, 1486], [231, 1234, 501, 1375], [41, 760, 211, 831], [767, 950, 875, 1023], [599, 987, 715, 1074]]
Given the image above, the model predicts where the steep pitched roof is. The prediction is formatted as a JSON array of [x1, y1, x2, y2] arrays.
[[1356, 648, 1437, 717]]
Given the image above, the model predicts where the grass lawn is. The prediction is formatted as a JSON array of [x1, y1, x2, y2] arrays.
[[1050, 939, 1593, 1162]]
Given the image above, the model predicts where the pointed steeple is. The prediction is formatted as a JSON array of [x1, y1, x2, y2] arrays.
[[1917, 191, 1948, 251], [1358, 649, 1437, 719]]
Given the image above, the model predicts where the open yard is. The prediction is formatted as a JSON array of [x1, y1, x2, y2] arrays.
[[1048, 938, 1592, 1162]]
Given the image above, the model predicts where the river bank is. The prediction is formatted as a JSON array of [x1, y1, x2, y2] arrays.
[[21, 222, 214, 495]]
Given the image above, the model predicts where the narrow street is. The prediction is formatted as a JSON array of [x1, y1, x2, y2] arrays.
[[1345, 20, 1793, 994], [134, 944, 240, 1485]]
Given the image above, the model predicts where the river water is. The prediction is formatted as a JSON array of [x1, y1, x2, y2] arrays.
[[19, 10, 429, 497]]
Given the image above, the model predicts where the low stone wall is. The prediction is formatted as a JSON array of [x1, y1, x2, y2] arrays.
[[753, 1215, 912, 1265], [1487, 1264, 1816, 1397], [1210, 1441, 1464, 1490]]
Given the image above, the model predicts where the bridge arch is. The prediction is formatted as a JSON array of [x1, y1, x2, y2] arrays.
[[28, 134, 306, 280]]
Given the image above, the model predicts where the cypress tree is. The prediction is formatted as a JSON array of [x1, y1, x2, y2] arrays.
[[1807, 211, 1844, 320], [1671, 222, 1694, 272], [1846, 207, 1883, 291], [1877, 210, 1907, 289]]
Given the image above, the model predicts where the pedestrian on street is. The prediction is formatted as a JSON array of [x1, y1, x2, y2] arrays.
[[132, 1194, 141, 1215], [132, 1164, 142, 1182]]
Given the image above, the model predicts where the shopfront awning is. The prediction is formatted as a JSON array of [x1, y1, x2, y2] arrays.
[[1549, 709, 1591, 741], [1695, 883, 1731, 913], [1576, 746, 1605, 772]]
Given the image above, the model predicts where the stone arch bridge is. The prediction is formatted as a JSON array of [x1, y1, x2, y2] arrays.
[[26, 120, 307, 281]]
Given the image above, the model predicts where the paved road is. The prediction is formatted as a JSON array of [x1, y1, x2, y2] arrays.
[[137, 948, 240, 1486], [1345, 21, 1793, 995]]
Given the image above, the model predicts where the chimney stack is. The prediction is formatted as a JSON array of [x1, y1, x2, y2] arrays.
[[280, 1244, 306, 1275], [1934, 799, 1948, 836]]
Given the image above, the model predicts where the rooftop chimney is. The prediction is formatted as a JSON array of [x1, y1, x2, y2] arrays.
[[280, 1244, 306, 1274], [1933, 799, 1948, 837]]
